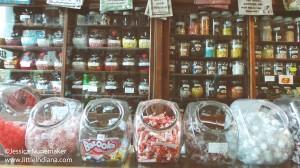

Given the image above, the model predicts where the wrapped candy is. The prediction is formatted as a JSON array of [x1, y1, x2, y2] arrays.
[[134, 99, 182, 163], [226, 99, 294, 165], [25, 97, 83, 158], [79, 98, 132, 166], [184, 101, 237, 166]]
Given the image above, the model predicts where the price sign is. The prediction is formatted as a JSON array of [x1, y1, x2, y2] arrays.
[[279, 75, 293, 85], [264, 76, 275, 82], [238, 0, 273, 15]]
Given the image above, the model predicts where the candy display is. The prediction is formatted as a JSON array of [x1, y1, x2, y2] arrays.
[[134, 99, 182, 163], [184, 101, 237, 165], [79, 99, 131, 166]]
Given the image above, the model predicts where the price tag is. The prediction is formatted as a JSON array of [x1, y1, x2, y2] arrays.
[[97, 134, 105, 140], [125, 87, 135, 94], [20, 61, 31, 68], [105, 86, 117, 90], [122, 62, 135, 66], [88, 85, 98, 92], [264, 76, 275, 82], [279, 75, 294, 85], [138, 62, 150, 66]]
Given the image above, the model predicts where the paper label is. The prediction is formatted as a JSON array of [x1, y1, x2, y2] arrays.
[[105, 62, 118, 66], [88, 85, 98, 92], [97, 134, 105, 140], [105, 86, 117, 90], [238, 0, 273, 15], [279, 75, 294, 85], [88, 62, 100, 67], [208, 143, 228, 154], [122, 62, 135, 66], [125, 87, 135, 93], [81, 138, 121, 156], [265, 76, 275, 82], [138, 62, 150, 67], [20, 61, 31, 68]]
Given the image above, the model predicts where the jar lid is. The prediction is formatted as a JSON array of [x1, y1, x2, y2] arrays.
[[211, 11, 220, 17], [273, 16, 283, 23], [284, 17, 293, 24], [199, 11, 209, 15], [176, 21, 185, 26], [221, 11, 232, 17]]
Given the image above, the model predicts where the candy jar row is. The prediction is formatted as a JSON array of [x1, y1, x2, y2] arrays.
[[15, 8, 63, 25], [256, 44, 300, 59], [257, 85, 296, 99], [257, 62, 300, 76]]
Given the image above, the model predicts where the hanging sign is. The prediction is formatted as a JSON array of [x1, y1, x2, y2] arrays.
[[238, 0, 273, 15], [0, 0, 31, 4], [100, 0, 133, 12], [47, 0, 84, 9], [283, 0, 300, 11], [145, 0, 173, 18], [279, 75, 294, 85]]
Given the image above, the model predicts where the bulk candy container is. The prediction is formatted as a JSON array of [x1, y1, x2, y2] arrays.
[[184, 101, 237, 166], [25, 97, 82, 158], [226, 99, 294, 165], [134, 99, 182, 163], [79, 99, 131, 166]]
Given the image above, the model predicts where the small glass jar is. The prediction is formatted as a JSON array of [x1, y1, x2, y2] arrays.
[[138, 78, 149, 96], [190, 40, 202, 57], [189, 13, 200, 35], [230, 39, 242, 58], [217, 43, 228, 58], [72, 77, 83, 94], [20, 8, 33, 25], [88, 75, 100, 94], [73, 27, 88, 48], [72, 54, 86, 71], [181, 61, 191, 74], [111, 11, 121, 26], [52, 30, 63, 47], [123, 11, 135, 27], [231, 81, 244, 99], [232, 61, 244, 75], [88, 54, 102, 71], [222, 11, 232, 36], [205, 80, 216, 98], [88, 29, 107, 48], [175, 21, 186, 35], [260, 16, 273, 41], [179, 42, 190, 57], [192, 61, 204, 74], [4, 53, 19, 69], [105, 75, 118, 94], [138, 53, 149, 73], [255, 45, 263, 59], [216, 81, 227, 99], [169, 60, 176, 73], [284, 17, 295, 42], [288, 46, 299, 59], [272, 16, 284, 42], [205, 39, 215, 58], [286, 63, 297, 76], [135, 7, 149, 26], [274, 62, 285, 75], [199, 11, 210, 35], [35, 75, 50, 93], [20, 52, 36, 70], [5, 30, 21, 46], [104, 53, 119, 71], [123, 78, 136, 95], [235, 13, 245, 37], [122, 53, 136, 71], [180, 80, 191, 100], [296, 17, 300, 42], [107, 29, 121, 47], [211, 11, 221, 36], [262, 45, 274, 59], [99, 12, 111, 25], [262, 63, 273, 76], [217, 62, 228, 75], [206, 61, 217, 75], [138, 31, 150, 49], [275, 45, 288, 59], [122, 31, 137, 48], [36, 52, 51, 70], [191, 80, 204, 98]]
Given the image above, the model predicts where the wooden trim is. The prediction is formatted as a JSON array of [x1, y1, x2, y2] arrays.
[[248, 16, 256, 98], [60, 8, 69, 97], [161, 19, 171, 99]]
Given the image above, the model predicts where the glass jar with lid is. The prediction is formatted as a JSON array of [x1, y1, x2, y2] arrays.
[[190, 40, 202, 57], [52, 30, 63, 47], [88, 29, 107, 48], [4, 52, 19, 69], [111, 11, 121, 26], [189, 13, 200, 35], [262, 45, 274, 59], [88, 11, 100, 25], [179, 42, 190, 57], [273, 16, 284, 42], [274, 62, 285, 75], [169, 60, 176, 73], [175, 21, 186, 35], [138, 31, 150, 49], [199, 11, 210, 35], [217, 62, 228, 75], [72, 77, 83, 94], [191, 80, 204, 98], [5, 30, 21, 46], [262, 63, 273, 76], [35, 75, 50, 93], [79, 99, 131, 166], [73, 27, 88, 48], [260, 16, 273, 41], [231, 81, 244, 99], [108, 29, 122, 47], [180, 80, 191, 100], [138, 53, 149, 73], [216, 81, 227, 99], [135, 7, 149, 26], [122, 53, 136, 71], [217, 43, 228, 58], [20, 51, 36, 70], [255, 45, 262, 59], [206, 61, 217, 75], [288, 46, 299, 59], [36, 52, 51, 70], [123, 11, 135, 27], [296, 17, 300, 42], [284, 17, 295, 42], [88, 75, 100, 94], [72, 54, 86, 71], [123, 31, 137, 48], [138, 78, 149, 96], [211, 11, 221, 36], [105, 75, 118, 94], [123, 78, 136, 95], [205, 80, 216, 98], [192, 61, 204, 74], [19, 8, 33, 25], [205, 39, 215, 58], [230, 39, 242, 58], [222, 11, 232, 36], [232, 61, 244, 75], [286, 63, 297, 76], [88, 54, 102, 71], [99, 12, 111, 25], [235, 12, 245, 37], [275, 45, 287, 59], [181, 61, 191, 74], [105, 53, 119, 71]]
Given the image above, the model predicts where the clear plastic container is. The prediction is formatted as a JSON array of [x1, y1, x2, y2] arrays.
[[79, 98, 131, 166], [134, 99, 182, 163]]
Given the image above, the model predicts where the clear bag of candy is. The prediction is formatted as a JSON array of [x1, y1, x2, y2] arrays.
[[227, 99, 294, 165], [25, 97, 83, 158], [134, 99, 182, 163], [184, 101, 237, 166], [79, 98, 132, 166]]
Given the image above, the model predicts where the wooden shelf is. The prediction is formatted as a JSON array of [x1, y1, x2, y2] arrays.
[[256, 58, 300, 63], [13, 23, 63, 29], [174, 34, 244, 41], [70, 94, 148, 99], [76, 24, 149, 30], [175, 56, 244, 61], [0, 45, 62, 51], [72, 47, 149, 51], [0, 69, 60, 73], [170, 97, 238, 104], [257, 41, 300, 45], [171, 73, 244, 79], [70, 70, 148, 75]]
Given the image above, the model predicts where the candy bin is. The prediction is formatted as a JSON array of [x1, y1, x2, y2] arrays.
[[134, 99, 182, 163], [0, 85, 39, 157], [79, 98, 131, 166], [226, 99, 294, 165], [184, 101, 237, 166], [25, 97, 83, 159]]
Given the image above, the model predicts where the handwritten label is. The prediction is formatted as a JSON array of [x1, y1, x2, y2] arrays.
[[238, 0, 273, 15], [264, 76, 275, 82]]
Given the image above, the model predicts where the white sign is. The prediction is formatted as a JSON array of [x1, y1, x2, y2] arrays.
[[283, 0, 300, 11], [279, 75, 294, 85], [47, 0, 84, 9], [238, 0, 273, 15], [145, 0, 173, 18], [264, 76, 275, 82]]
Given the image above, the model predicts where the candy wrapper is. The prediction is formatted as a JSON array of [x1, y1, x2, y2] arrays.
[[226, 99, 294, 165], [184, 101, 237, 166], [134, 99, 182, 163]]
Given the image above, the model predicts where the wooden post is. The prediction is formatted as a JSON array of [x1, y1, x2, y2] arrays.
[[248, 16, 256, 98], [60, 8, 69, 97]]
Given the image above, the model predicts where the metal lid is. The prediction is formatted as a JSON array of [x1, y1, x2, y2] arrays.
[[211, 11, 220, 17]]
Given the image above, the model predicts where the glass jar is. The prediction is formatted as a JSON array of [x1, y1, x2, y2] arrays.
[[262, 63, 273, 76], [199, 11, 210, 35], [175, 21, 186, 35], [192, 61, 204, 74], [105, 75, 118, 94], [88, 54, 102, 71], [108, 29, 122, 47], [189, 13, 200, 35], [274, 62, 285, 75], [26, 98, 82, 158], [138, 53, 149, 73], [231, 81, 244, 99], [273, 16, 284, 42], [36, 31, 51, 47], [21, 30, 37, 47], [123, 78, 136, 95], [217, 81, 227, 99], [72, 54, 86, 71], [184, 101, 237, 166], [5, 30, 21, 46], [179, 42, 190, 57], [72, 77, 83, 94], [20, 52, 36, 70], [206, 61, 216, 75], [284, 17, 295, 42], [275, 45, 288, 59], [89, 29, 107, 48], [123, 11, 135, 27], [111, 11, 121, 26], [232, 61, 244, 75], [4, 53, 19, 69], [296, 17, 300, 42], [205, 80, 216, 98], [180, 80, 191, 100], [35, 75, 50, 93], [205, 39, 215, 58], [217, 62, 228, 75], [122, 53, 136, 71], [230, 39, 242, 58], [135, 7, 149, 26], [73, 27, 88, 48], [52, 30, 63, 47], [255, 45, 262, 59], [36, 52, 51, 70], [286, 63, 297, 76], [88, 11, 99, 25], [283, 86, 293, 95], [288, 46, 299, 59], [211, 11, 221, 36], [19, 8, 33, 25], [79, 99, 131, 166], [222, 11, 232, 36], [262, 45, 274, 59], [53, 52, 62, 71], [190, 40, 202, 57], [169, 60, 176, 73], [134, 99, 182, 163], [217, 43, 228, 58], [122, 31, 137, 48], [138, 78, 149, 96], [235, 13, 245, 37], [260, 16, 273, 41], [181, 61, 191, 74], [88, 75, 100, 94], [105, 53, 119, 71], [99, 12, 111, 25], [191, 80, 204, 98], [138, 31, 150, 49]]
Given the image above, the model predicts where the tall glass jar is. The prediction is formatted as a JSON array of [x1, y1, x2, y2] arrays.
[[134, 99, 182, 163], [232, 61, 244, 75], [189, 13, 200, 35], [199, 11, 210, 35], [212, 11, 221, 36], [218, 62, 228, 75], [296, 17, 300, 42], [262, 45, 274, 59], [205, 39, 215, 58], [181, 61, 191, 74], [262, 63, 273, 75], [192, 61, 204, 74], [206, 61, 217, 75], [217, 81, 227, 99], [190, 40, 202, 57], [217, 43, 228, 58], [79, 99, 131, 166], [286, 63, 297, 76], [288, 46, 299, 59], [191, 80, 204, 98], [180, 80, 191, 100], [235, 13, 245, 37], [284, 17, 295, 42], [179, 42, 190, 57], [260, 16, 273, 42], [206, 80, 216, 98], [275, 45, 287, 59], [222, 11, 232, 36], [274, 62, 285, 75], [272, 16, 284, 42], [230, 39, 242, 58]]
